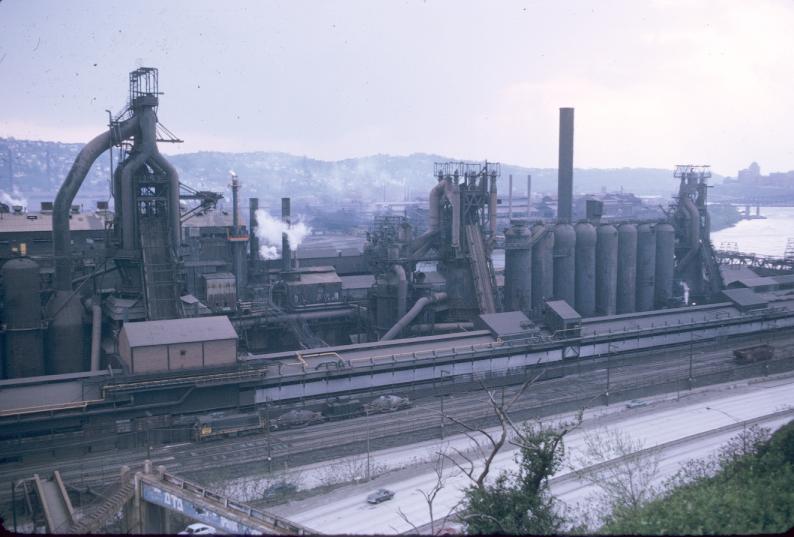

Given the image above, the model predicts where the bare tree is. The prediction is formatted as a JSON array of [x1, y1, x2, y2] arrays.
[[432, 369, 585, 534], [396, 448, 461, 535], [571, 427, 662, 525], [439, 370, 546, 491]]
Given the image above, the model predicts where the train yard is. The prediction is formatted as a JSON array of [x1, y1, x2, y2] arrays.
[[2, 327, 792, 519]]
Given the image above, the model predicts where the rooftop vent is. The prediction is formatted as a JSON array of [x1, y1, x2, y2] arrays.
[[96, 200, 109, 210], [12, 205, 23, 214], [70, 205, 80, 214], [40, 201, 54, 213]]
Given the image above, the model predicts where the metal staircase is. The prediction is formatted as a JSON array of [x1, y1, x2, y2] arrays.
[[464, 224, 497, 314], [67, 480, 135, 534], [140, 215, 181, 320]]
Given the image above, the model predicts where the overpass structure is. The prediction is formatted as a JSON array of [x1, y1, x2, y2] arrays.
[[13, 462, 312, 535]]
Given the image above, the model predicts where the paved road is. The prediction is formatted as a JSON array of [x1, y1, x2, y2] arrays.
[[1, 329, 791, 516]]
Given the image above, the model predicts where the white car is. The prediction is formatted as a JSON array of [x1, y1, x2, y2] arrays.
[[178, 523, 217, 535]]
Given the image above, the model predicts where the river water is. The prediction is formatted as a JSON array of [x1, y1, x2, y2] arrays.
[[711, 206, 794, 257]]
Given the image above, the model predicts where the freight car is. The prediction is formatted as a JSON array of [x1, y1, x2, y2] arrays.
[[733, 344, 775, 364], [271, 409, 324, 430], [365, 395, 412, 414], [194, 411, 266, 441]]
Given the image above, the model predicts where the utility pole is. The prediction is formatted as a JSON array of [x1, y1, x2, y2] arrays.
[[265, 403, 272, 473], [365, 408, 371, 481]]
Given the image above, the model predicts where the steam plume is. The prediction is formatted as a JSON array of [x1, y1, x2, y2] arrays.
[[254, 208, 311, 260]]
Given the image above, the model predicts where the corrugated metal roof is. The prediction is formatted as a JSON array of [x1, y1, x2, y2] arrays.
[[0, 212, 107, 232], [121, 316, 238, 347], [475, 311, 534, 337], [545, 300, 581, 321], [721, 288, 768, 310], [286, 271, 342, 286]]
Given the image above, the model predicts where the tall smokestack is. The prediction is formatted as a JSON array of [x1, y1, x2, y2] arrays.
[[249, 197, 259, 261], [281, 197, 292, 272], [557, 107, 574, 223], [527, 174, 532, 219]]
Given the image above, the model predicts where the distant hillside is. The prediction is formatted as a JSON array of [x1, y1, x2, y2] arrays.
[[0, 137, 703, 207]]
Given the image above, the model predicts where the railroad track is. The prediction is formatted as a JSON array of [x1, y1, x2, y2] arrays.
[[1, 330, 793, 513]]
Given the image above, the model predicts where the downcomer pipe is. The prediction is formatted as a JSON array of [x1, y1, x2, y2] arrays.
[[428, 180, 445, 233], [393, 264, 408, 318], [381, 292, 448, 341], [54, 116, 138, 290], [444, 180, 461, 249]]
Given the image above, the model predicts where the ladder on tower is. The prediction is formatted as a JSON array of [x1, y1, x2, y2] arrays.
[[464, 224, 497, 314]]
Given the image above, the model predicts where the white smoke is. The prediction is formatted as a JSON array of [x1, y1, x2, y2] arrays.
[[0, 186, 27, 209], [254, 208, 311, 261]]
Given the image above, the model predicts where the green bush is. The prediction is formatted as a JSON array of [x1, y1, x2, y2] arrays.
[[602, 421, 794, 535]]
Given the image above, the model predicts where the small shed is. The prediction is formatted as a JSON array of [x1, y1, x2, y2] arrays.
[[474, 311, 535, 341], [119, 316, 238, 374], [201, 272, 237, 310], [720, 288, 768, 312], [544, 300, 582, 337]]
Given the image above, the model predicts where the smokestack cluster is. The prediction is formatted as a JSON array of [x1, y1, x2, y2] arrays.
[[557, 107, 574, 223]]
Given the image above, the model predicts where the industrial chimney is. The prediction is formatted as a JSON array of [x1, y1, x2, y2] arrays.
[[281, 197, 292, 272], [557, 107, 574, 223]]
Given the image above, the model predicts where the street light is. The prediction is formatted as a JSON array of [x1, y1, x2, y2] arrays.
[[705, 406, 748, 453], [438, 369, 451, 440]]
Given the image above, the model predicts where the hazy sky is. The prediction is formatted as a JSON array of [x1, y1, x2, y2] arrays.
[[1, 0, 793, 176]]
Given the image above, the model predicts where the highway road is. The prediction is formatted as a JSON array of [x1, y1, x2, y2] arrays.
[[270, 375, 794, 534], [1, 328, 792, 520]]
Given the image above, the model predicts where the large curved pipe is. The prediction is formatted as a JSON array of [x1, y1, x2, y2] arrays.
[[410, 180, 445, 256], [148, 145, 183, 249], [119, 107, 159, 250], [444, 181, 461, 249], [53, 116, 138, 290], [119, 150, 150, 250], [393, 264, 407, 318], [428, 180, 444, 233], [381, 292, 447, 341]]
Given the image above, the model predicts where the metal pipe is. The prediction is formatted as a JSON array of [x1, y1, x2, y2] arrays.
[[90, 297, 102, 372], [508, 174, 513, 219], [428, 180, 444, 233], [408, 322, 474, 335], [145, 133, 181, 249], [381, 292, 447, 341], [231, 307, 361, 329], [53, 116, 138, 290], [444, 181, 460, 249], [557, 107, 574, 223], [393, 264, 407, 318]]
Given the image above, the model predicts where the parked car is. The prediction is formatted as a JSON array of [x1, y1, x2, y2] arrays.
[[626, 399, 648, 409], [178, 523, 217, 535], [366, 488, 395, 504]]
